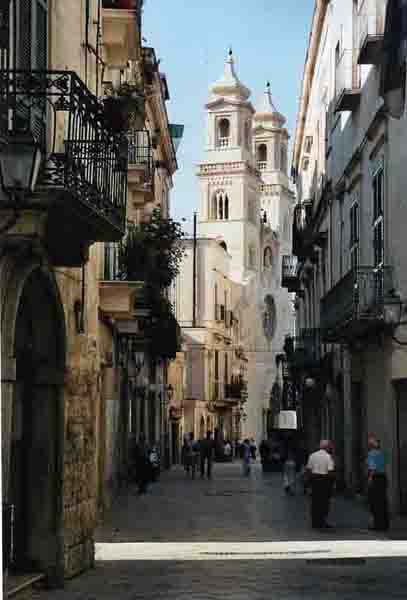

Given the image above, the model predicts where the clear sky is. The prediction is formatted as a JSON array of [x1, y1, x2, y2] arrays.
[[143, 1, 315, 231]]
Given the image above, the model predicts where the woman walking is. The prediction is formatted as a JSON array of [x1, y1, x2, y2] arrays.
[[242, 438, 251, 477]]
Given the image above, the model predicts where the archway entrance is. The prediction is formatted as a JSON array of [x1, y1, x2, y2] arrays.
[[6, 268, 65, 576]]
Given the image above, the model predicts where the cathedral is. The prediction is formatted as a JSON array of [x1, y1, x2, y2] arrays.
[[178, 51, 295, 442]]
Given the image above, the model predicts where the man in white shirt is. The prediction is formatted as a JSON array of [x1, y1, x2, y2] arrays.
[[306, 440, 335, 529]]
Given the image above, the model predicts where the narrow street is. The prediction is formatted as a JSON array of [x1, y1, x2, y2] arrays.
[[24, 462, 407, 599]]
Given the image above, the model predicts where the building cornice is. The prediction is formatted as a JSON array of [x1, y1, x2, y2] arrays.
[[293, 0, 329, 171]]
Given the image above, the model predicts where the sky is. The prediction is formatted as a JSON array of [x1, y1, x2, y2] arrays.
[[143, 1, 315, 231]]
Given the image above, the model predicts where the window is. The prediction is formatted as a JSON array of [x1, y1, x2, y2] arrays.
[[224, 353, 229, 384], [349, 199, 359, 271], [212, 190, 229, 220], [263, 246, 273, 269], [373, 166, 384, 267], [217, 117, 230, 147], [257, 143, 267, 170], [15, 0, 48, 142]]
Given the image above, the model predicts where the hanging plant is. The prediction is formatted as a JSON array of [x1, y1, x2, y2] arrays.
[[118, 208, 185, 289], [103, 80, 145, 133]]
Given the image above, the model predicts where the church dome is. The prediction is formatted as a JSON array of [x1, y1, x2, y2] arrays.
[[254, 82, 286, 127], [210, 50, 251, 101]]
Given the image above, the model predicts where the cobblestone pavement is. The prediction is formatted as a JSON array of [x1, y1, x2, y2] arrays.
[[25, 462, 407, 599]]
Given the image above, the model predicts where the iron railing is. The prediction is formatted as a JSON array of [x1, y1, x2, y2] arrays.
[[282, 255, 300, 292], [0, 69, 128, 235], [320, 266, 395, 341], [128, 129, 153, 176], [335, 50, 361, 104], [225, 381, 245, 400], [284, 329, 322, 371], [358, 1, 385, 49]]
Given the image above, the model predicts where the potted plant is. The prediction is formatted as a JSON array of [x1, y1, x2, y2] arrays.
[[103, 80, 145, 133]]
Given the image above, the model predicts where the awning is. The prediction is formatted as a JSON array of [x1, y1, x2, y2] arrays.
[[169, 123, 184, 153]]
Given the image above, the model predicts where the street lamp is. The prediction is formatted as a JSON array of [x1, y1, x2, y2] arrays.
[[0, 132, 43, 200]]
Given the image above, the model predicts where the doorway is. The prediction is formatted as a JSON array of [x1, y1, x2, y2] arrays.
[[6, 269, 65, 576], [396, 380, 407, 514]]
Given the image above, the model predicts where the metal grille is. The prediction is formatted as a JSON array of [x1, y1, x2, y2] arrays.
[[0, 69, 128, 234]]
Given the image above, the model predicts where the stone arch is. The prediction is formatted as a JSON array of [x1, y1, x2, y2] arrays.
[[218, 117, 230, 140], [1, 255, 66, 578], [257, 143, 267, 164]]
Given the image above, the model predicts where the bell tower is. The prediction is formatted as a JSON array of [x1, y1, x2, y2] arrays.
[[253, 83, 293, 253], [197, 51, 262, 282]]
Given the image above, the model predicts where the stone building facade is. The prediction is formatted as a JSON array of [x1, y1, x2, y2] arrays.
[[287, 0, 407, 515], [0, 0, 183, 589]]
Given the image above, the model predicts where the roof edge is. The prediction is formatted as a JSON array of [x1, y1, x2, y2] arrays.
[[292, 0, 329, 171]]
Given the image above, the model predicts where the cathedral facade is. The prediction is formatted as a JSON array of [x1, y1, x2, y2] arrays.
[[196, 51, 295, 441]]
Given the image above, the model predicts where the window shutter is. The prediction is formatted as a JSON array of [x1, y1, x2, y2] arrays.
[[0, 1, 10, 134], [15, 0, 48, 143]]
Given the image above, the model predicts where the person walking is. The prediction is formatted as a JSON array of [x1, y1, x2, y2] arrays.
[[182, 433, 194, 477], [250, 438, 257, 460], [306, 440, 335, 528], [367, 434, 390, 531], [283, 451, 297, 495], [242, 438, 251, 477], [134, 433, 150, 495], [200, 431, 215, 479]]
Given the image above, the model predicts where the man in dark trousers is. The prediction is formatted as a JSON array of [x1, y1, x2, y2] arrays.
[[306, 440, 335, 529], [367, 434, 390, 531], [200, 431, 215, 479]]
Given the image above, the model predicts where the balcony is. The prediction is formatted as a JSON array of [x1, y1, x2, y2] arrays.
[[284, 329, 322, 372], [225, 380, 245, 402], [102, 1, 142, 66], [257, 161, 267, 171], [0, 70, 127, 266], [142, 47, 159, 86], [127, 129, 154, 209], [101, 239, 149, 320], [282, 255, 300, 292], [357, 8, 385, 65], [320, 266, 395, 343], [335, 50, 361, 113]]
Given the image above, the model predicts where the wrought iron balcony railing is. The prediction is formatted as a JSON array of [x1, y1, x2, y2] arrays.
[[128, 129, 153, 178], [334, 50, 361, 113], [225, 381, 245, 400], [320, 266, 395, 342], [284, 329, 322, 372], [357, 5, 385, 65], [0, 69, 128, 239], [282, 255, 300, 292]]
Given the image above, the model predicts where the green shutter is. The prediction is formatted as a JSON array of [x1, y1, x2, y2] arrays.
[[15, 0, 48, 144]]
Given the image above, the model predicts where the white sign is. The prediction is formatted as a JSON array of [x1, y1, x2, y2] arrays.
[[277, 410, 298, 430]]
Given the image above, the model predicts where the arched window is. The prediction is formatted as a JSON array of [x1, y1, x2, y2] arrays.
[[218, 118, 230, 147], [264, 246, 273, 269], [212, 191, 230, 220], [257, 144, 267, 170]]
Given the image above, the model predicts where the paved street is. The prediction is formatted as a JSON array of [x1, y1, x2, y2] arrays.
[[25, 462, 407, 599]]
